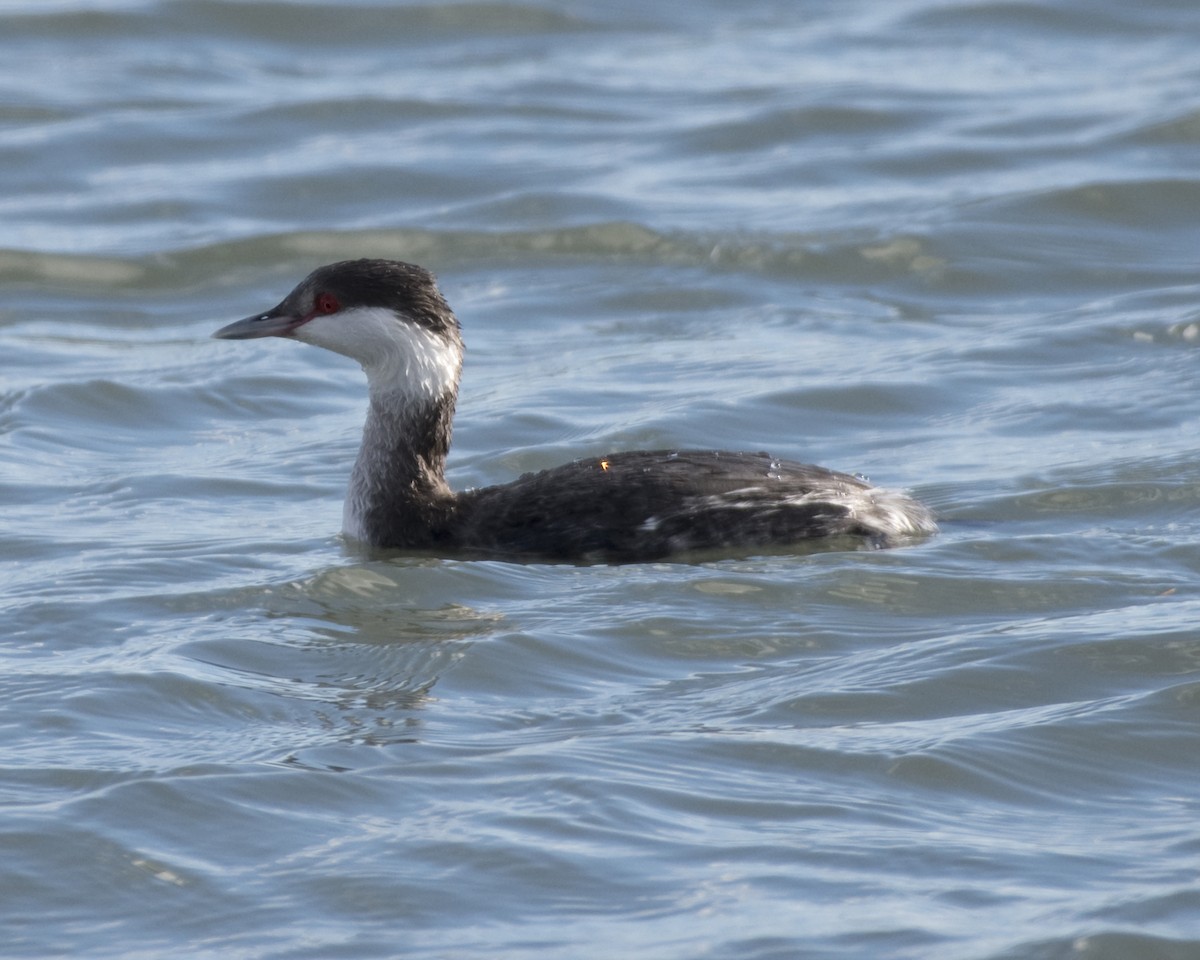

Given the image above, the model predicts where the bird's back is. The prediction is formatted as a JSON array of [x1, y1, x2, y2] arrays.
[[451, 450, 934, 562]]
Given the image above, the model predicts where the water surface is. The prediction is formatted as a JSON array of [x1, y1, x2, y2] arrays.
[[3, 2, 1200, 958]]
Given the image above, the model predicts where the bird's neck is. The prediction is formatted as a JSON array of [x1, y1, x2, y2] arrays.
[[343, 388, 458, 546], [331, 316, 464, 547]]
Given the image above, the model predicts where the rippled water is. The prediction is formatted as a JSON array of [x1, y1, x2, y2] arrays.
[[4, 2, 1200, 958]]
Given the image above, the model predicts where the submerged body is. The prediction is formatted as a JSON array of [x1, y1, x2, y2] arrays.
[[349, 447, 932, 562], [213, 259, 935, 562]]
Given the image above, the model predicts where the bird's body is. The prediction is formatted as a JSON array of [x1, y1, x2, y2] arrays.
[[213, 259, 935, 562]]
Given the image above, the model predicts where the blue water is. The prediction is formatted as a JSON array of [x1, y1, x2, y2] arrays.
[[4, 2, 1200, 958]]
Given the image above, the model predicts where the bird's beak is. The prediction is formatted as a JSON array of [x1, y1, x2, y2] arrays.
[[212, 307, 306, 340]]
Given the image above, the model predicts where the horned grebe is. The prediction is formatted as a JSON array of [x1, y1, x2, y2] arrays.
[[213, 259, 935, 561]]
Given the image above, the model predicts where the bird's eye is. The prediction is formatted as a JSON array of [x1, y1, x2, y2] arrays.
[[315, 292, 340, 315]]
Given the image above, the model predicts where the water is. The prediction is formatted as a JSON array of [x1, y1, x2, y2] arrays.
[[3, 1, 1200, 957]]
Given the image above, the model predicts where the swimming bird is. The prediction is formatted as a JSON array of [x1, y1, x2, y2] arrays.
[[213, 259, 935, 561]]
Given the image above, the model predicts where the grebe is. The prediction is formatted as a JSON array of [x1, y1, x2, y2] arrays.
[[213, 259, 935, 561]]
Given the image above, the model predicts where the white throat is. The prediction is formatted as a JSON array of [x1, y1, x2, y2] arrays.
[[293, 305, 462, 545], [295, 305, 462, 404]]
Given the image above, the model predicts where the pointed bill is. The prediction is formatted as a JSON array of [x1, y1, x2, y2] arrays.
[[212, 308, 306, 340]]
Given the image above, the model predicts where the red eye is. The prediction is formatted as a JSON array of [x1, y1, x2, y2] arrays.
[[315, 292, 340, 315]]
